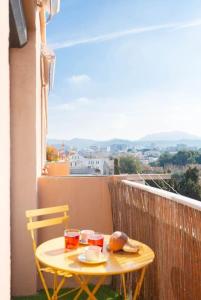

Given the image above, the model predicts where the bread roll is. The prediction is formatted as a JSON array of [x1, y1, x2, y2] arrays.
[[109, 231, 128, 252]]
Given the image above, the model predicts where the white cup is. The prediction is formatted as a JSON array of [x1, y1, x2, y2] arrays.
[[80, 230, 95, 243], [85, 246, 101, 261]]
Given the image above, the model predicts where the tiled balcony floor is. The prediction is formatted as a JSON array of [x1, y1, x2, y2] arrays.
[[12, 285, 122, 300]]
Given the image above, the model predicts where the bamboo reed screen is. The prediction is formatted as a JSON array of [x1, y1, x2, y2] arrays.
[[109, 180, 201, 300]]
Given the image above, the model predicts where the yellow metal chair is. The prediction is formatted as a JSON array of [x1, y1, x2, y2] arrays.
[[26, 205, 75, 300]]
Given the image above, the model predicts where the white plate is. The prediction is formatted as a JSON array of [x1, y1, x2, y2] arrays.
[[79, 239, 89, 245], [78, 253, 108, 264]]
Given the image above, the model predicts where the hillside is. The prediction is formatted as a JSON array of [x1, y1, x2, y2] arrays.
[[140, 131, 200, 141]]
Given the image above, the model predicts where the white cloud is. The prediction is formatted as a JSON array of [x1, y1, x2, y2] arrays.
[[49, 102, 75, 112], [51, 19, 201, 50], [68, 74, 91, 85], [49, 97, 91, 112], [48, 90, 201, 140], [76, 97, 91, 105], [173, 19, 201, 30], [108, 113, 129, 130]]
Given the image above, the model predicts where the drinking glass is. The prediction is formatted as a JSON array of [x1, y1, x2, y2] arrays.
[[64, 229, 80, 249], [88, 233, 104, 250], [80, 229, 95, 243]]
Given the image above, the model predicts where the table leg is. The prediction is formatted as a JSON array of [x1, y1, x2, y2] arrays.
[[86, 275, 106, 300], [74, 275, 91, 300], [74, 274, 106, 300], [51, 276, 66, 300], [132, 267, 146, 300], [121, 273, 127, 300], [74, 275, 97, 300]]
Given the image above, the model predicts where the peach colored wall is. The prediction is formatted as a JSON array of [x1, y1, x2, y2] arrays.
[[38, 176, 113, 241], [10, 9, 42, 296], [0, 1, 10, 299], [46, 162, 70, 176], [42, 87, 48, 167], [36, 12, 43, 176]]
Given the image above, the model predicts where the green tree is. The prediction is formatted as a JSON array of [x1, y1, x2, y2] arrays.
[[195, 153, 201, 164], [94, 168, 101, 174], [46, 145, 59, 162], [114, 158, 120, 175], [172, 151, 195, 165], [157, 150, 201, 167], [147, 169, 201, 201], [119, 156, 142, 174], [178, 167, 201, 201], [145, 179, 168, 190], [127, 148, 133, 153], [158, 152, 173, 167]]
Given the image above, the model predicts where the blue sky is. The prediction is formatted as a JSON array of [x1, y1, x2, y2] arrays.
[[47, 0, 201, 140]]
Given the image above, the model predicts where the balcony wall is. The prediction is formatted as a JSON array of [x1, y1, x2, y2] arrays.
[[109, 180, 201, 300], [0, 1, 10, 299], [38, 176, 114, 242]]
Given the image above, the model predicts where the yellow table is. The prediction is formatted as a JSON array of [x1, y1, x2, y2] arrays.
[[36, 235, 154, 300]]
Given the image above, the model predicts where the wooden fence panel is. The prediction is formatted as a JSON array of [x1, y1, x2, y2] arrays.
[[109, 181, 201, 300]]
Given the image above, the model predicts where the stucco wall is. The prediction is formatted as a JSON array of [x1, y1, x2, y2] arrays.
[[10, 10, 42, 296], [38, 176, 113, 242], [0, 2, 10, 299], [46, 162, 70, 176]]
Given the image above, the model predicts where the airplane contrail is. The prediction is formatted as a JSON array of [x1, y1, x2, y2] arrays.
[[51, 19, 201, 50]]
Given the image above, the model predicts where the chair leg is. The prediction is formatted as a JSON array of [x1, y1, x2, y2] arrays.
[[52, 273, 58, 300], [35, 258, 51, 300]]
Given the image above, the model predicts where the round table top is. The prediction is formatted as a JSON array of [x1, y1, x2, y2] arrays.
[[36, 235, 154, 276]]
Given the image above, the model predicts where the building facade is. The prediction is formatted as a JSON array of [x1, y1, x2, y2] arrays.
[[70, 152, 112, 175], [0, 0, 59, 297]]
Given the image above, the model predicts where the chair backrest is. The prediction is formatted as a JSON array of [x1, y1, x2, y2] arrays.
[[26, 205, 69, 251]]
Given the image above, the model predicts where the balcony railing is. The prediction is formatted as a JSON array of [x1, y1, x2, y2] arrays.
[[109, 180, 201, 300]]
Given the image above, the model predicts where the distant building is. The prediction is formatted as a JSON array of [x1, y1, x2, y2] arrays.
[[90, 145, 99, 152], [70, 153, 86, 168], [110, 144, 128, 152], [69, 152, 113, 175]]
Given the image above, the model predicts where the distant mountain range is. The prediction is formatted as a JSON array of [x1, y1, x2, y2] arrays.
[[140, 131, 200, 141], [48, 131, 201, 149], [48, 138, 134, 148]]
